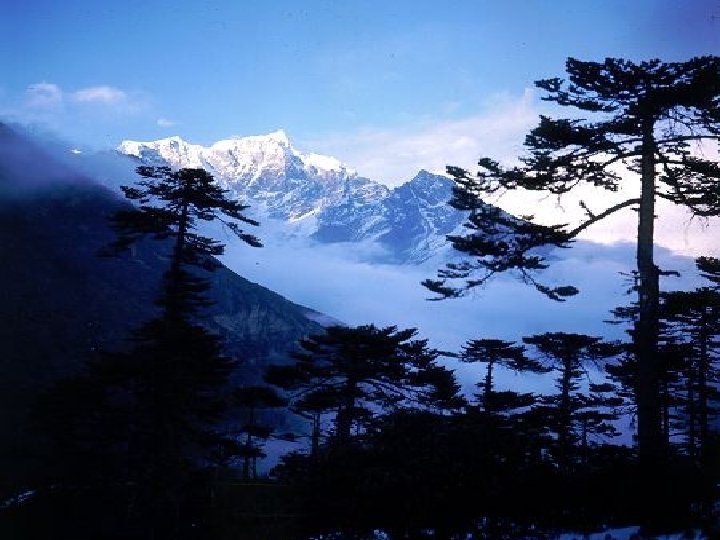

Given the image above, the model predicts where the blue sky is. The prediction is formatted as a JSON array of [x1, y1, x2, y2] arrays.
[[3, 0, 719, 181]]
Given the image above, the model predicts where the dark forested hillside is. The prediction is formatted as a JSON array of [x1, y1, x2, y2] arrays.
[[0, 124, 322, 493]]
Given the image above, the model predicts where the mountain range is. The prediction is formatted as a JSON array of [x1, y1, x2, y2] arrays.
[[118, 131, 467, 264]]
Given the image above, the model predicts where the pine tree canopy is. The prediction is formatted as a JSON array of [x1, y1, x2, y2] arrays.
[[696, 255, 720, 286], [266, 324, 460, 443], [108, 166, 261, 268], [106, 166, 261, 319]]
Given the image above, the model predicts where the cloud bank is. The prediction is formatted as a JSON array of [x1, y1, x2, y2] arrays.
[[217, 219, 703, 393]]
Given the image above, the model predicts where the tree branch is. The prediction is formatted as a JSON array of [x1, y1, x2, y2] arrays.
[[568, 198, 641, 238]]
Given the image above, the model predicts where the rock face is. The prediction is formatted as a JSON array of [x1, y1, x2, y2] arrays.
[[118, 132, 467, 263]]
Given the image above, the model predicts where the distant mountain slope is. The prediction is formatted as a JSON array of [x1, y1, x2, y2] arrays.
[[0, 123, 324, 489], [118, 132, 467, 263]]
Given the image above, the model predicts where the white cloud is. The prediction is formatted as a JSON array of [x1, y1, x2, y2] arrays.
[[25, 82, 63, 108], [156, 117, 176, 128], [3, 83, 149, 150], [303, 90, 538, 185], [71, 86, 127, 104], [216, 217, 702, 383]]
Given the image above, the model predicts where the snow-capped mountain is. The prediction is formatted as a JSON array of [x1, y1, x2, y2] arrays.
[[118, 130, 378, 221], [118, 131, 466, 263]]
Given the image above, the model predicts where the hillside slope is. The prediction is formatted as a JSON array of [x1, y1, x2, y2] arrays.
[[0, 123, 324, 489]]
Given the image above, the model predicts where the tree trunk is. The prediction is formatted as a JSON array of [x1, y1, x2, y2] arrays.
[[687, 361, 696, 462], [243, 433, 252, 480], [484, 360, 494, 413], [559, 355, 573, 469], [698, 309, 709, 467], [635, 117, 663, 466], [164, 184, 191, 321], [311, 412, 320, 459], [336, 379, 357, 445], [661, 377, 670, 447], [244, 406, 256, 479]]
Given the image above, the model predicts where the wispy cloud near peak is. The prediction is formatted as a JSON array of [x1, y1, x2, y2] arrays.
[[25, 82, 63, 108], [23, 83, 131, 108], [303, 90, 538, 186], [71, 86, 127, 104], [156, 117, 176, 128]]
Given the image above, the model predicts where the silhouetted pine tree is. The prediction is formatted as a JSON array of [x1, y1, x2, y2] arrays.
[[232, 386, 287, 479], [656, 341, 692, 448], [523, 332, 620, 470], [105, 166, 261, 537], [460, 338, 547, 414], [661, 277, 720, 466], [574, 382, 624, 464], [30, 166, 260, 540], [266, 324, 458, 447]]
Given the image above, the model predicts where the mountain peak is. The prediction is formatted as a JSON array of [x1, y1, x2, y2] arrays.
[[120, 130, 356, 178], [220, 130, 291, 149], [118, 135, 190, 155], [411, 169, 450, 182], [265, 129, 290, 145], [399, 169, 452, 191]]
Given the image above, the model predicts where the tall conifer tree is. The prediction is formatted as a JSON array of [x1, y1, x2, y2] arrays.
[[105, 166, 260, 538], [425, 57, 720, 467], [522, 332, 619, 469], [460, 338, 546, 414]]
